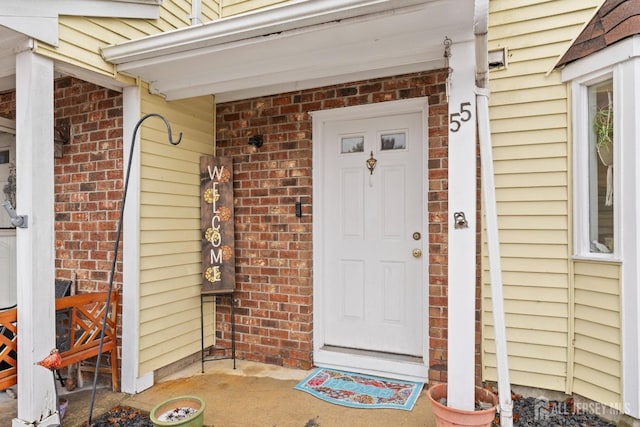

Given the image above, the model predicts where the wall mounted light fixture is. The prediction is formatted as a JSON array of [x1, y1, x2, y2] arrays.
[[248, 134, 263, 149], [54, 119, 71, 158]]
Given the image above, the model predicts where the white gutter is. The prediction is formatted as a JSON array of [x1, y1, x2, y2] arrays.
[[102, 0, 432, 63], [474, 0, 513, 426]]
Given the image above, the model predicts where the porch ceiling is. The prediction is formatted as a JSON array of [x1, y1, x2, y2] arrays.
[[102, 0, 476, 102]]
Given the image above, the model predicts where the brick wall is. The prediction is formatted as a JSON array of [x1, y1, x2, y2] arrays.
[[0, 79, 124, 293], [215, 70, 479, 382], [0, 77, 123, 291], [55, 78, 124, 386], [53, 77, 124, 293], [0, 78, 124, 385]]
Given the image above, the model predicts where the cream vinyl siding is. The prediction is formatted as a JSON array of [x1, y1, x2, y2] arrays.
[[572, 261, 622, 405], [483, 0, 603, 392], [201, 1, 222, 22], [34, 1, 194, 77], [221, 0, 287, 17], [137, 88, 215, 375]]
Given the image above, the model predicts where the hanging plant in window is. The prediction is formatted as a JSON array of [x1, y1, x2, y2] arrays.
[[593, 93, 613, 206], [593, 105, 613, 165], [2, 162, 16, 208]]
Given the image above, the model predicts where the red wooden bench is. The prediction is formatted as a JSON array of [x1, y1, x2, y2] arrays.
[[0, 291, 119, 391]]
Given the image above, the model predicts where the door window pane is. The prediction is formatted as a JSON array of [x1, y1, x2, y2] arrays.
[[341, 136, 364, 153], [588, 79, 614, 253], [380, 132, 406, 151]]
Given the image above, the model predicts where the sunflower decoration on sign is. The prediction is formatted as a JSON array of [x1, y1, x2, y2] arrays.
[[218, 206, 231, 222], [205, 227, 221, 245], [203, 187, 220, 204], [218, 167, 231, 183], [221, 245, 233, 261], [204, 266, 221, 283]]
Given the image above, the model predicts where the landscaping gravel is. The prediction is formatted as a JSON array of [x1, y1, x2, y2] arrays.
[[496, 396, 616, 426], [85, 405, 152, 427], [85, 396, 617, 426]]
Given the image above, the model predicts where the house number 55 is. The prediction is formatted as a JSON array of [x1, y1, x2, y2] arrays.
[[449, 102, 472, 132]]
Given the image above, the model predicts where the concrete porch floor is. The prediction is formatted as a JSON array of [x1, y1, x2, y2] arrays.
[[1, 360, 437, 426]]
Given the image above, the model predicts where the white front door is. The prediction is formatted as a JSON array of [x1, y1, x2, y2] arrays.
[[0, 131, 17, 309], [313, 99, 428, 380]]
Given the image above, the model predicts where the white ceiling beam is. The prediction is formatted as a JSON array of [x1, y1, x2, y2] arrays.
[[102, 0, 439, 63], [0, 16, 58, 46], [0, 0, 160, 47], [103, 0, 474, 101], [56, 0, 160, 19], [164, 60, 443, 102]]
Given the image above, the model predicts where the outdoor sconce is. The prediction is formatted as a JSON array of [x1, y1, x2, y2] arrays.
[[248, 134, 263, 149], [54, 119, 71, 158], [2, 200, 28, 228]]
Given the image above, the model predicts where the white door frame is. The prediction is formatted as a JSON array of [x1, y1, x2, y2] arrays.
[[311, 98, 429, 382], [0, 128, 17, 309]]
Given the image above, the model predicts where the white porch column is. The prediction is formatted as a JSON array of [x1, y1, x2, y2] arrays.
[[446, 39, 477, 410], [13, 50, 58, 427], [620, 56, 640, 420], [121, 85, 154, 394]]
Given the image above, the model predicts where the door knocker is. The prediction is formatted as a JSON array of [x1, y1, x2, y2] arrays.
[[366, 151, 377, 175]]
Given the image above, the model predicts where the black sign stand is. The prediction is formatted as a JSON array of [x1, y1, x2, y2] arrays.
[[200, 292, 236, 373]]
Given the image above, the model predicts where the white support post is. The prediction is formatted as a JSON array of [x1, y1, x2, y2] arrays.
[[121, 85, 154, 394], [477, 88, 513, 426], [620, 57, 640, 420], [13, 51, 59, 426], [446, 39, 477, 411]]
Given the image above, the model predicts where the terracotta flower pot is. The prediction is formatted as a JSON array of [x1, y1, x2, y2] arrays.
[[427, 383, 498, 427], [150, 395, 206, 427]]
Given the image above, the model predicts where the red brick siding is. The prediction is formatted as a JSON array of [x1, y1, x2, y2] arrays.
[[1, 79, 124, 291], [53, 77, 124, 293], [215, 70, 479, 381], [54, 78, 124, 385], [0, 78, 124, 384]]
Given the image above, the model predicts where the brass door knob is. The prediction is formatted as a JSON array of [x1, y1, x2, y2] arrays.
[[412, 248, 422, 258]]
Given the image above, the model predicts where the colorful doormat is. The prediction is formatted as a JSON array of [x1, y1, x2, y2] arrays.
[[294, 368, 424, 411]]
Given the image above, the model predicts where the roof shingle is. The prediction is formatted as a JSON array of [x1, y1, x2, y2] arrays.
[[556, 0, 640, 67]]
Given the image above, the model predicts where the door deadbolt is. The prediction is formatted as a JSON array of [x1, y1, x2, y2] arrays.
[[412, 248, 422, 258], [412, 232, 421, 240]]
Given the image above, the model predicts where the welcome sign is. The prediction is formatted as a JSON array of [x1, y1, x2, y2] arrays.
[[200, 156, 235, 294]]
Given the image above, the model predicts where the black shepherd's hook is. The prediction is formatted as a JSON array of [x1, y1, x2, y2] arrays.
[[87, 113, 181, 425]]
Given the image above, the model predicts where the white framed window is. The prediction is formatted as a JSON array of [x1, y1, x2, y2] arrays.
[[563, 36, 640, 419], [572, 71, 620, 259]]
